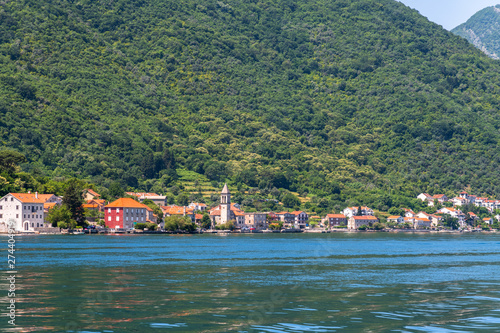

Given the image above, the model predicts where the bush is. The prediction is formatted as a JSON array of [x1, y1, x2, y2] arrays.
[[358, 224, 368, 230]]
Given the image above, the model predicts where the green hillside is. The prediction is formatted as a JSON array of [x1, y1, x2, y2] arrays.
[[452, 5, 500, 59], [2, 0, 500, 212]]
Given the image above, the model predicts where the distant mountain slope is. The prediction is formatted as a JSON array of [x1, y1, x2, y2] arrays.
[[452, 5, 500, 59], [2, 0, 500, 209]]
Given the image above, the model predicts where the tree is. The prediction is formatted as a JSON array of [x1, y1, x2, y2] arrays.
[[48, 205, 72, 227], [356, 206, 363, 216], [0, 150, 26, 174], [201, 213, 212, 229], [142, 199, 164, 222], [442, 215, 460, 230], [109, 181, 124, 198], [282, 193, 300, 208], [164, 215, 196, 232], [63, 179, 86, 227]]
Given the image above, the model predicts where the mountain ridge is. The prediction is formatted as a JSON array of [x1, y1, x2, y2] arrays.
[[452, 5, 500, 59]]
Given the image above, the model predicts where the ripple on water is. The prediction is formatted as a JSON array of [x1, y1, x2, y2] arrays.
[[149, 323, 188, 328], [251, 323, 343, 332], [404, 326, 472, 332]]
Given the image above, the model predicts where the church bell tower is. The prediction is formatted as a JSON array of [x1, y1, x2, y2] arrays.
[[220, 183, 231, 224]]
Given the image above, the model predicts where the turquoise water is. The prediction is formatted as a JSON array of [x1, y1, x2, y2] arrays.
[[2, 233, 500, 332]]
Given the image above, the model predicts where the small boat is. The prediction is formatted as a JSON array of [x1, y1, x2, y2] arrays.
[[71, 230, 85, 235]]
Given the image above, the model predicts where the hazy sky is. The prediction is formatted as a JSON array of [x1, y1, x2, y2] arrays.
[[397, 0, 500, 30]]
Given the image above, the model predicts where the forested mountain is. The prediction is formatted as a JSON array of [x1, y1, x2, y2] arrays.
[[2, 0, 500, 211], [452, 5, 500, 59]]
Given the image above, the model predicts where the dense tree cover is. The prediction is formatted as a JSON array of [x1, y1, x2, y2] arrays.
[[2, 0, 500, 213], [452, 5, 500, 60]]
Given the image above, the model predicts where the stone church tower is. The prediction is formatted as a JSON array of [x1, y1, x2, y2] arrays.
[[220, 183, 231, 224]]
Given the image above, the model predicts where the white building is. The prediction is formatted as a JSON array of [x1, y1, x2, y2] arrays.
[[0, 192, 49, 232], [342, 206, 374, 218]]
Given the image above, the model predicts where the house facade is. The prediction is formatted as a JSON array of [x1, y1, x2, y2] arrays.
[[105, 198, 149, 230], [0, 192, 49, 232], [244, 212, 267, 229], [342, 206, 374, 218], [348, 215, 379, 229], [322, 214, 347, 227]]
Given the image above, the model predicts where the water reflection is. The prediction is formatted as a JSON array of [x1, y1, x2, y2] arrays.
[[2, 233, 500, 332]]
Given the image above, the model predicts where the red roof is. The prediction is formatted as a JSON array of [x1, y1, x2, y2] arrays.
[[10, 193, 47, 203], [86, 189, 100, 197], [433, 194, 446, 198], [387, 216, 402, 219], [106, 198, 148, 209], [326, 214, 346, 218]]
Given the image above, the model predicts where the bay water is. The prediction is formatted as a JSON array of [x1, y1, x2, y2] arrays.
[[2, 233, 500, 332]]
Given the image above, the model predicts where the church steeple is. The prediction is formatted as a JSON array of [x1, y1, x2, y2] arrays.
[[220, 184, 231, 223]]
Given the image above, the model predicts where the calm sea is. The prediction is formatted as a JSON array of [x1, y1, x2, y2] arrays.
[[2, 233, 500, 332]]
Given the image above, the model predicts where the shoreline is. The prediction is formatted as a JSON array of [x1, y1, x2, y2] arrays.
[[0, 229, 493, 235]]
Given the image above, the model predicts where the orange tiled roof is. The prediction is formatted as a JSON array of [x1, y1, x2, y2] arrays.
[[83, 203, 100, 209], [433, 194, 446, 198], [195, 214, 203, 220], [85, 189, 100, 197], [290, 211, 306, 215], [106, 198, 149, 209], [10, 193, 47, 203], [326, 214, 346, 218], [387, 216, 402, 219], [44, 202, 57, 209]]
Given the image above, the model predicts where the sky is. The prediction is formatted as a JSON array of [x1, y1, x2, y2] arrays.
[[397, 0, 500, 30]]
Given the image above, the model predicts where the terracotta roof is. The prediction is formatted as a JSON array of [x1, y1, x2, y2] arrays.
[[276, 211, 292, 215], [44, 202, 57, 210], [468, 212, 477, 216], [326, 214, 346, 218], [460, 191, 468, 194], [195, 214, 203, 220], [416, 217, 430, 222], [352, 216, 378, 220], [290, 211, 306, 215], [85, 189, 100, 197], [387, 216, 402, 219], [433, 194, 446, 198], [106, 198, 149, 209], [10, 193, 47, 203], [83, 203, 100, 209]]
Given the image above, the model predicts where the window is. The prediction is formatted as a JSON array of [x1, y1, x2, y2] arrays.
[[16, 205, 18, 210], [23, 214, 25, 218], [16, 214, 18, 218], [126, 216, 128, 221], [31, 223, 34, 227], [141, 216, 144, 222], [116, 216, 119, 222], [126, 208, 129, 213], [108, 216, 111, 221], [28, 206, 30, 210], [37, 223, 39, 227], [11, 198, 13, 201], [116, 208, 120, 213], [0, 206, 2, 210], [108, 208, 111, 213], [0, 214, 2, 218]]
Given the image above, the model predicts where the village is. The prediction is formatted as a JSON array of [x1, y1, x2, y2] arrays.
[[0, 185, 499, 234]]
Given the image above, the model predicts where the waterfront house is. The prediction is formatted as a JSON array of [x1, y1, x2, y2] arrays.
[[291, 211, 309, 229], [276, 212, 295, 228], [105, 198, 150, 230], [244, 212, 267, 230], [348, 215, 379, 229], [414, 217, 431, 229], [322, 214, 347, 227], [162, 205, 195, 224], [387, 215, 404, 224], [0, 192, 50, 232]]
